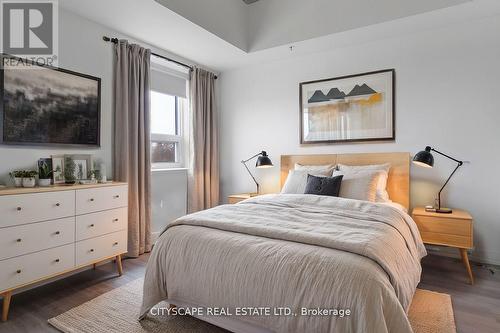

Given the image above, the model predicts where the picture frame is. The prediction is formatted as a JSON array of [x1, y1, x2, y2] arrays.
[[0, 54, 101, 147], [38, 157, 53, 180], [51, 155, 65, 184], [299, 69, 395, 144], [68, 154, 93, 181]]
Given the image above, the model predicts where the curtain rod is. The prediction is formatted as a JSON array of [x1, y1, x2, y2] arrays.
[[102, 36, 217, 79]]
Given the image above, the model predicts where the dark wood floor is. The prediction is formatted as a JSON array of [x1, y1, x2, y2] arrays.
[[0, 254, 499, 333]]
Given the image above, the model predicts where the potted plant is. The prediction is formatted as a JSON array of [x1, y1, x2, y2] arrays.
[[87, 169, 98, 184], [22, 170, 38, 188], [38, 161, 53, 187], [9, 170, 25, 187], [64, 156, 76, 185]]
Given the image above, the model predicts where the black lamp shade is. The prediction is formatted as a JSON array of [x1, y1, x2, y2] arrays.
[[256, 151, 273, 168], [413, 146, 434, 168]]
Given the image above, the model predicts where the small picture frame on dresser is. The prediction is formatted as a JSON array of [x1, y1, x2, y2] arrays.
[[51, 155, 65, 184], [69, 154, 93, 181]]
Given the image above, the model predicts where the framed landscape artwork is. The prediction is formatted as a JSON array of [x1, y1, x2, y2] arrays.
[[0, 55, 101, 147], [299, 69, 395, 144]]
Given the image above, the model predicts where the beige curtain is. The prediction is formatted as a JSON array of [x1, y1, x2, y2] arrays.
[[113, 40, 152, 257], [188, 67, 219, 213]]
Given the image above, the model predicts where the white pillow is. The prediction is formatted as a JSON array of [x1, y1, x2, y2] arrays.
[[281, 169, 331, 194], [337, 163, 391, 202], [331, 169, 383, 202], [294, 163, 335, 176]]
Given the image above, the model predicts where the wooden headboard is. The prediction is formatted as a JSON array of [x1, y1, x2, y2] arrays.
[[280, 152, 410, 209]]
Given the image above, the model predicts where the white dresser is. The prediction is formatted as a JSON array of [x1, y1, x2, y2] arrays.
[[0, 182, 128, 322]]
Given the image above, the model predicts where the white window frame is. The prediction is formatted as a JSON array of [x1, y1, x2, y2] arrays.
[[150, 94, 186, 170]]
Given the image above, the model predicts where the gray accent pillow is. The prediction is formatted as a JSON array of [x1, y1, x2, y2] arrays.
[[304, 174, 343, 197]]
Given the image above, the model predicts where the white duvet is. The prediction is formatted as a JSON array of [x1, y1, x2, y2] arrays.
[[140, 194, 426, 333]]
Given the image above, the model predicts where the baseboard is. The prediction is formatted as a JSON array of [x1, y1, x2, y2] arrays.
[[425, 245, 500, 267]]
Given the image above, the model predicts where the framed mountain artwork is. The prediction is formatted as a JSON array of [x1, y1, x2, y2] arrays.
[[299, 69, 395, 144]]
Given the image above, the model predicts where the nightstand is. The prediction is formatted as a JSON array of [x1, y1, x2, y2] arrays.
[[412, 207, 474, 284], [228, 193, 259, 204]]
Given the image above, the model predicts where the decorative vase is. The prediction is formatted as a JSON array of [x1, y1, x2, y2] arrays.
[[99, 163, 107, 183], [38, 179, 52, 187], [22, 177, 36, 188], [14, 177, 23, 187]]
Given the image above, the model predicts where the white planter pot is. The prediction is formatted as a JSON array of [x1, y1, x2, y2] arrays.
[[14, 177, 23, 187], [38, 179, 52, 187], [22, 177, 36, 188]]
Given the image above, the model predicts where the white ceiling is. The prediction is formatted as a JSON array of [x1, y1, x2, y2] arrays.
[[156, 0, 471, 52], [59, 0, 500, 72]]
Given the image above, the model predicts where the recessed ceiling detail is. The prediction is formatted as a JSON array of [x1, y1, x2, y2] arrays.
[[154, 0, 469, 52], [59, 0, 499, 71]]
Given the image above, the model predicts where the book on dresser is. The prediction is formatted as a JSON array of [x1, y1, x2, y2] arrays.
[[0, 182, 128, 322]]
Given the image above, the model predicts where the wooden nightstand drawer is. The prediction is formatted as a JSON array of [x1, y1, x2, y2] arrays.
[[228, 196, 246, 204], [228, 194, 258, 204], [419, 231, 472, 249], [413, 215, 472, 237]]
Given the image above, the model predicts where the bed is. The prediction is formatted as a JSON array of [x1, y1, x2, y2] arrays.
[[140, 153, 426, 333]]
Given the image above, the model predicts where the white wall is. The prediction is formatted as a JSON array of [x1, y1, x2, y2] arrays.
[[0, 8, 194, 183], [0, 8, 190, 233], [0, 9, 115, 184], [219, 15, 500, 265], [151, 169, 187, 238]]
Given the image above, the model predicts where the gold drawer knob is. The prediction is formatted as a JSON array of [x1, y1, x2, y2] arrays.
[[113, 242, 118, 246], [113, 218, 119, 222], [16, 269, 22, 274], [113, 195, 120, 199]]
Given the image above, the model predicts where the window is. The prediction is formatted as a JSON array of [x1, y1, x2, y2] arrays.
[[150, 91, 186, 168]]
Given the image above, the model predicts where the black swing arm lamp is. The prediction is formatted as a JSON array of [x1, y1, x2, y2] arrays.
[[241, 151, 273, 194], [413, 146, 463, 214]]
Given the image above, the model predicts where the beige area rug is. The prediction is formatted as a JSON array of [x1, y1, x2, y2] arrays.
[[48, 279, 456, 333]]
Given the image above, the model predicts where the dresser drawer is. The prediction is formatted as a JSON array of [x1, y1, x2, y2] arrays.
[[76, 185, 128, 215], [0, 217, 75, 261], [0, 244, 74, 293], [75, 230, 127, 266], [76, 208, 128, 241], [0, 191, 75, 228]]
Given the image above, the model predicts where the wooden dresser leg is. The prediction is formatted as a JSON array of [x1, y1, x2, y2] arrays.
[[116, 255, 123, 276], [93, 263, 97, 270], [2, 291, 12, 322], [459, 248, 474, 285]]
